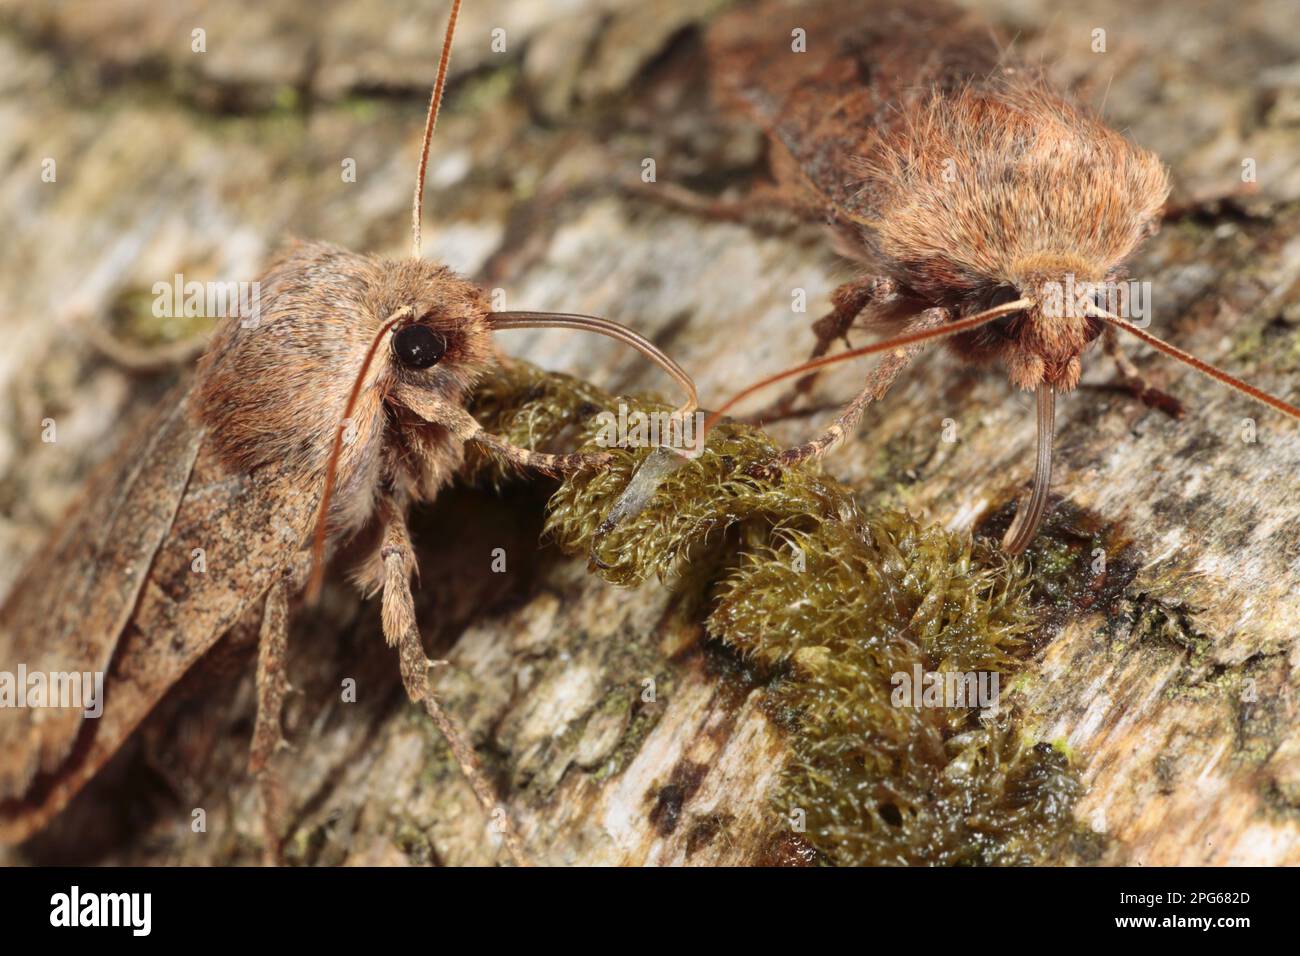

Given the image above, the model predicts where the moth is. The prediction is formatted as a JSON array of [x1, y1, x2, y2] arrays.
[[695, 0, 1299, 551], [0, 0, 695, 865]]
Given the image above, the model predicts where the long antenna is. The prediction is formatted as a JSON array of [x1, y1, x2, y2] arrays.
[[492, 311, 698, 415], [1087, 304, 1300, 420], [411, 0, 463, 259], [304, 307, 413, 604], [702, 299, 1033, 433]]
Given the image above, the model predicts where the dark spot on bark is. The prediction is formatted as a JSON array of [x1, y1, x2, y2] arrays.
[[684, 812, 733, 858], [152, 559, 192, 608], [699, 641, 762, 710], [1172, 428, 1220, 463], [648, 784, 687, 835], [647, 759, 708, 836]]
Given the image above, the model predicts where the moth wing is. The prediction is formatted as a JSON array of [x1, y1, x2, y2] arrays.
[[705, 0, 998, 220], [0, 400, 319, 844], [0, 391, 202, 801]]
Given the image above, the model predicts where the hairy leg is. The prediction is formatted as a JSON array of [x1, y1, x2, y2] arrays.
[[471, 429, 613, 477], [625, 176, 803, 227], [1103, 326, 1185, 418], [752, 307, 948, 476], [392, 385, 612, 477], [250, 573, 293, 866], [748, 275, 901, 423], [378, 498, 530, 867]]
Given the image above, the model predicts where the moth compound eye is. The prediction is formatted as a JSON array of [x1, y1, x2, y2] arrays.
[[392, 324, 447, 369], [988, 286, 1021, 308]]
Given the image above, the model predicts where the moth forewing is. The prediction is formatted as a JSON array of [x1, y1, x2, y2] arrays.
[[0, 394, 320, 845], [0, 394, 201, 812]]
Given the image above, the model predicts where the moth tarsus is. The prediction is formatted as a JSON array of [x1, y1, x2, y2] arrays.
[[0, 0, 695, 867]]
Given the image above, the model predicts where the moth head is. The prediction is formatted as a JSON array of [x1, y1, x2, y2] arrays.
[[193, 242, 492, 482], [298, 0, 698, 603], [376, 257, 494, 405], [998, 256, 1112, 392], [939, 265, 1105, 393], [870, 80, 1169, 387]]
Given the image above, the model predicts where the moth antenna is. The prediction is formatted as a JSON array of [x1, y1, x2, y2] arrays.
[[987, 25, 1022, 69], [1087, 305, 1300, 420], [1097, 69, 1115, 118], [411, 0, 463, 259], [1001, 382, 1056, 555], [492, 311, 699, 415], [702, 299, 1033, 433], [305, 307, 413, 605]]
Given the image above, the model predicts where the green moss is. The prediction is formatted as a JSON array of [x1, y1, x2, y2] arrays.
[[271, 84, 301, 115], [449, 64, 520, 119], [1229, 318, 1300, 374], [595, 687, 668, 781], [467, 360, 1088, 866], [1131, 593, 1210, 666], [977, 498, 1138, 624], [391, 820, 436, 867], [284, 808, 349, 867]]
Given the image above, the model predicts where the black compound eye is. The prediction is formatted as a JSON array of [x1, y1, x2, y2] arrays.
[[988, 285, 1021, 308], [981, 285, 1028, 338], [392, 324, 447, 369]]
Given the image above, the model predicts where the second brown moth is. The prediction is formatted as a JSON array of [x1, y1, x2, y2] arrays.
[[0, 0, 695, 866], [696, 0, 1299, 552]]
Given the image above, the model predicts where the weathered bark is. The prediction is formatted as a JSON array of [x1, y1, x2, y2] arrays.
[[2, 0, 1299, 865]]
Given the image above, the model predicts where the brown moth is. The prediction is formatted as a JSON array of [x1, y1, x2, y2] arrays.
[[695, 0, 1299, 552], [0, 0, 695, 865]]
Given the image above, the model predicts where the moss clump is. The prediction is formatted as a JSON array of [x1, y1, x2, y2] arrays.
[[467, 360, 1087, 866], [712, 517, 1031, 671], [714, 517, 1077, 866], [1131, 593, 1209, 661]]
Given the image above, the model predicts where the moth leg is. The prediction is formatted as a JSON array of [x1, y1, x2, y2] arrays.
[[392, 385, 613, 477], [748, 275, 900, 424], [751, 307, 948, 477], [250, 573, 292, 867], [1160, 182, 1258, 222], [378, 500, 531, 867], [471, 429, 613, 477], [1102, 326, 1186, 418], [627, 178, 799, 227]]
